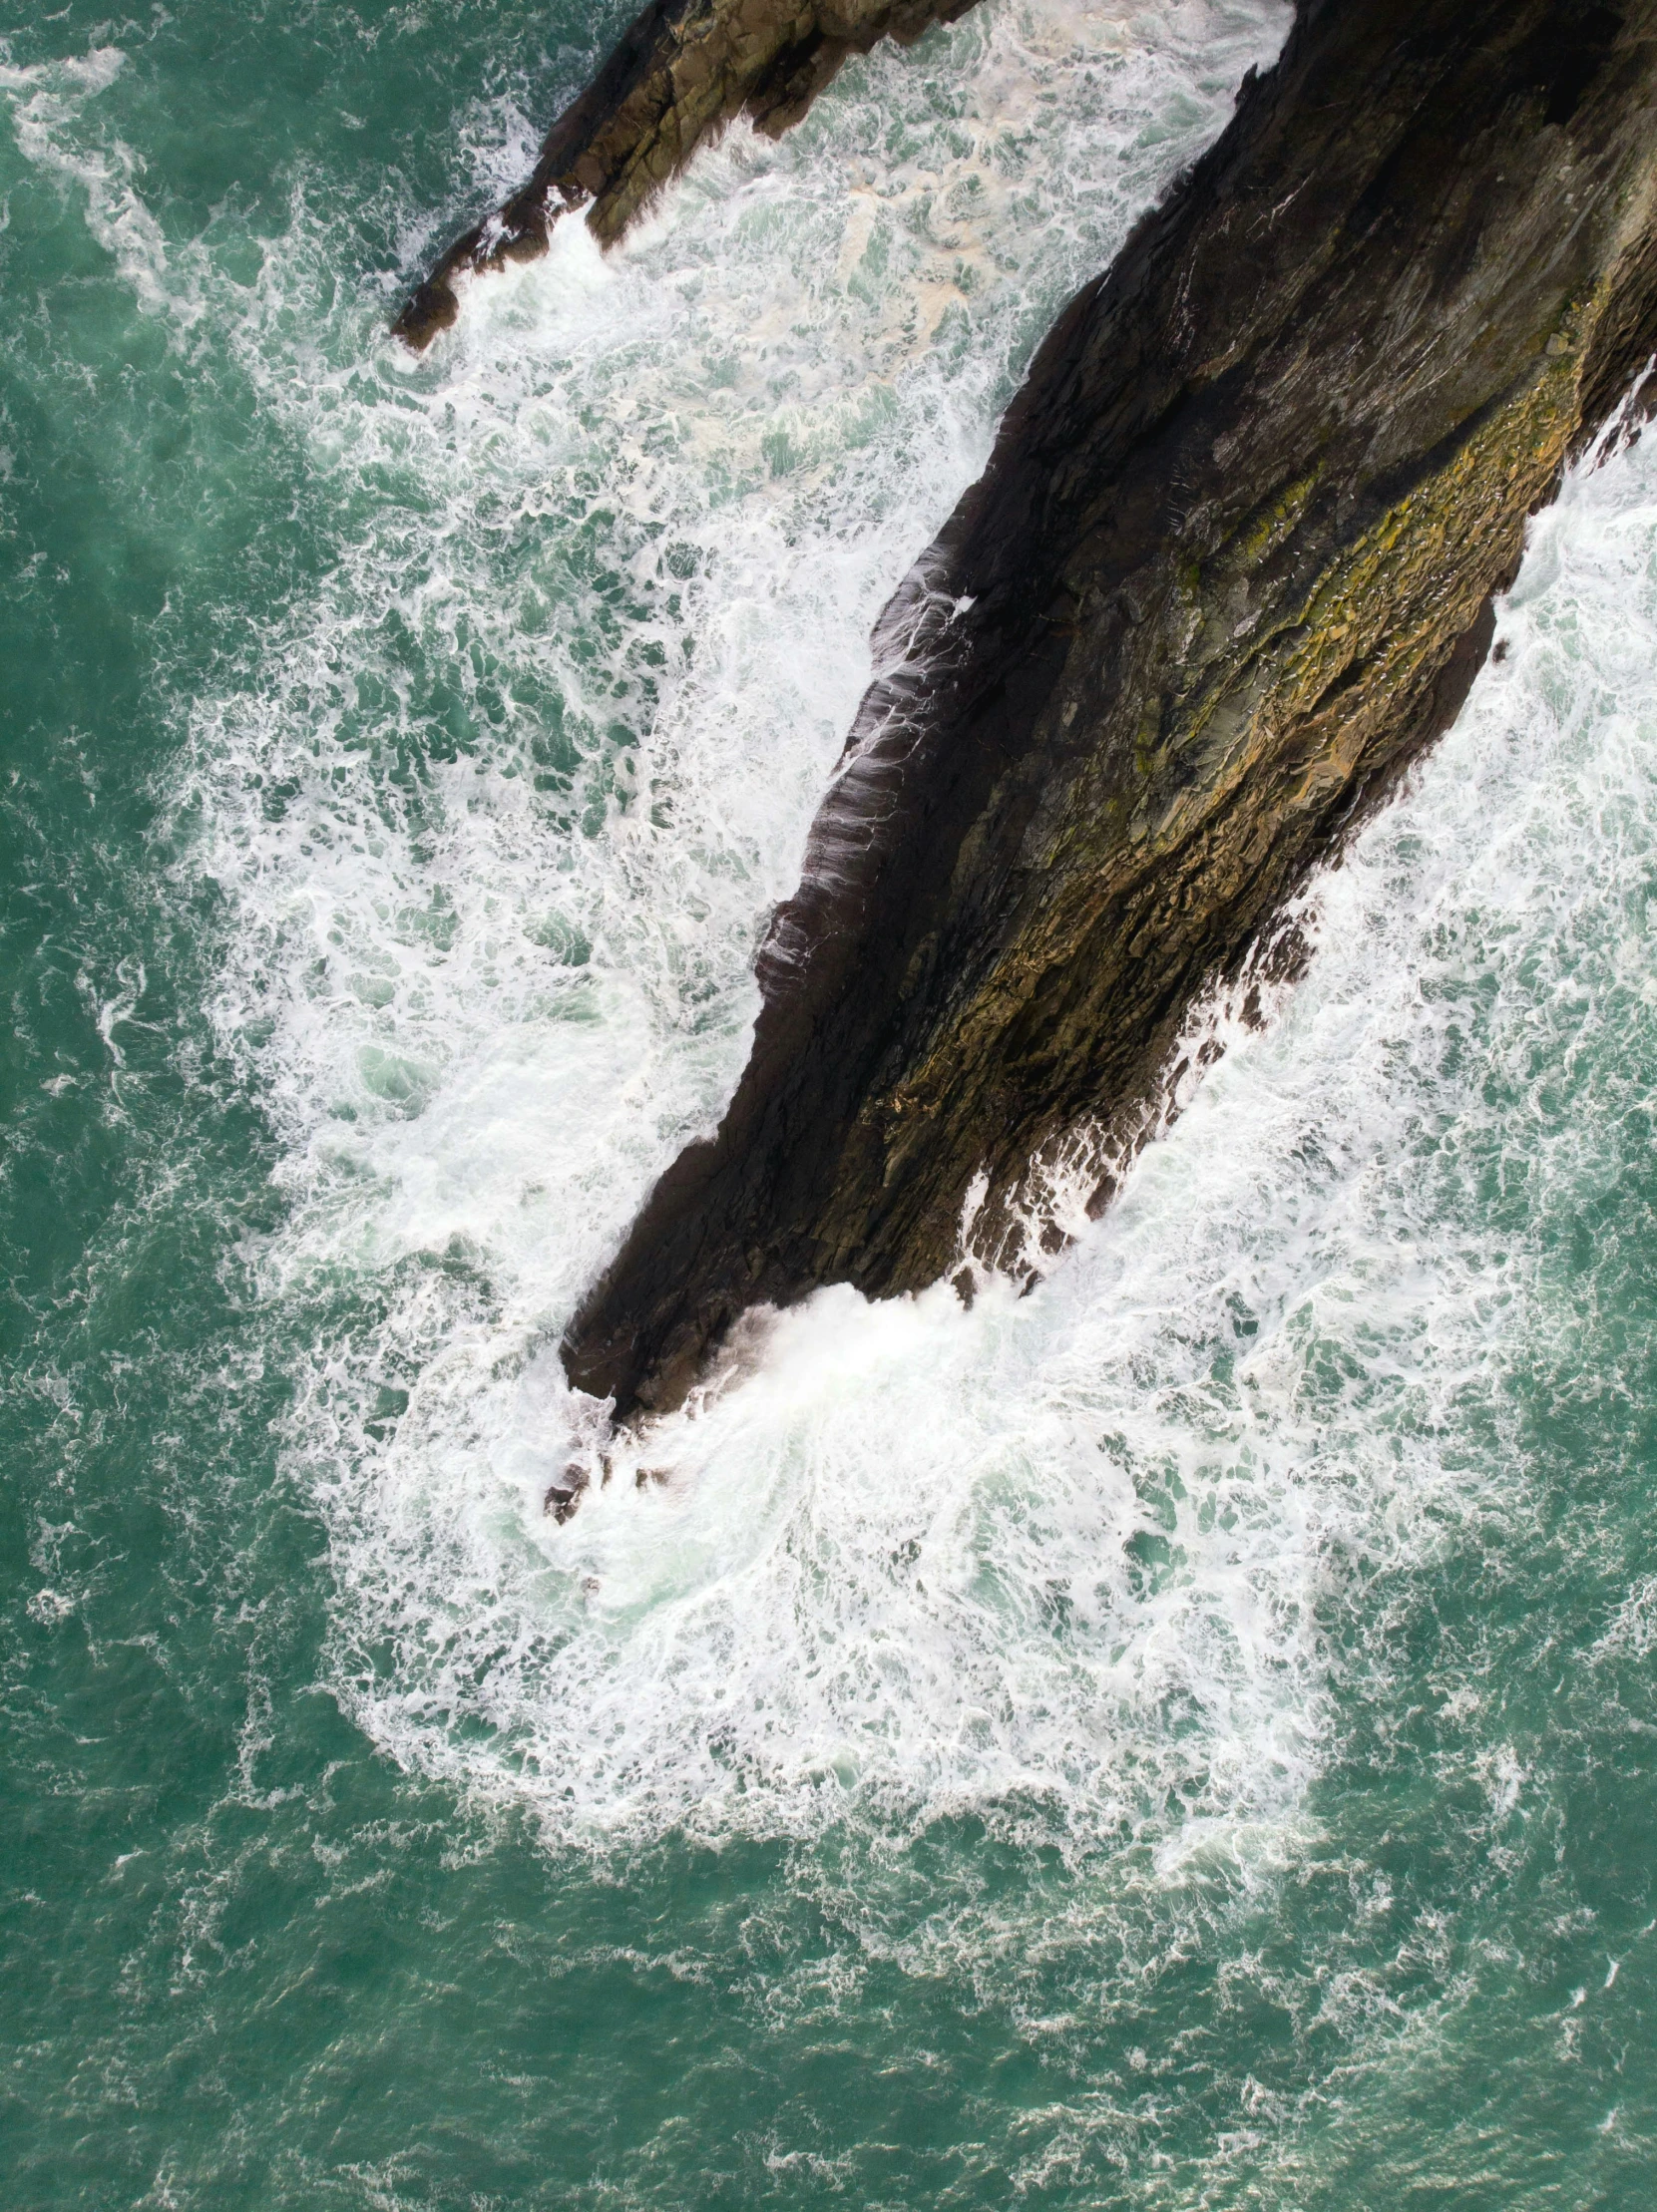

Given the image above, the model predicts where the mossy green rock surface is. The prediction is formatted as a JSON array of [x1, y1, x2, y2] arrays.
[[566, 0, 1657, 1417]]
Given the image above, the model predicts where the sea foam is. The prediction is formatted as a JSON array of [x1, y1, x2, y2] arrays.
[[129, 0, 1639, 1865]]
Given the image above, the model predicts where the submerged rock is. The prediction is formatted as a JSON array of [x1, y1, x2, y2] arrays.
[[394, 0, 980, 348], [565, 0, 1657, 1419]]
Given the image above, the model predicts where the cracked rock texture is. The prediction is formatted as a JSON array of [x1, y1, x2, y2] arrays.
[[565, 0, 1657, 1419], [394, 0, 979, 346]]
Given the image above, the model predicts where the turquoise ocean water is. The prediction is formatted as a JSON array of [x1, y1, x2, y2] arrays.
[[7, 1, 1657, 2203]]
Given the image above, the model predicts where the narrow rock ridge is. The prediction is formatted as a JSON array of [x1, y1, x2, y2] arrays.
[[564, 0, 1657, 1420], [394, 0, 980, 348]]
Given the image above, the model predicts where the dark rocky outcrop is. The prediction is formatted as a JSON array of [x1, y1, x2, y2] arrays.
[[564, 0, 1657, 1420], [395, 0, 980, 348]]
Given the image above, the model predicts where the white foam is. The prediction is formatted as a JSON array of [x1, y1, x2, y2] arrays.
[[172, 0, 1645, 1865], [0, 45, 207, 328]]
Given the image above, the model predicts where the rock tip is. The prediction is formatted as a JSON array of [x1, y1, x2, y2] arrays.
[[391, 275, 459, 352]]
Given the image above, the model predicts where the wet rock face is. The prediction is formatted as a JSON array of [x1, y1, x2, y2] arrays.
[[564, 0, 1657, 1420], [394, 0, 980, 348]]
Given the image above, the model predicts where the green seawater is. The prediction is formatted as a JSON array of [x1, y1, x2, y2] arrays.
[[6, 0, 1657, 2204]]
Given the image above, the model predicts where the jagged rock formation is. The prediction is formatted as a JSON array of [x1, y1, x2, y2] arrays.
[[394, 0, 980, 347], [564, 0, 1657, 1419]]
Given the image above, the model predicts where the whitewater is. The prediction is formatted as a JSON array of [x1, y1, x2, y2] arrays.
[[6, 0, 1657, 2203]]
